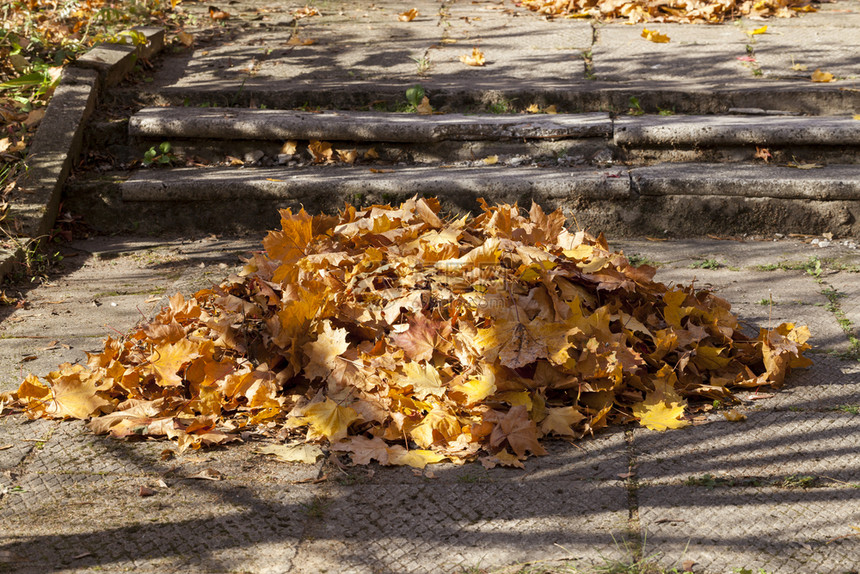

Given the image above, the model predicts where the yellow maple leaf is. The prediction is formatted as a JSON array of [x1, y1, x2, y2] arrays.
[[811, 69, 834, 83], [450, 372, 496, 404], [460, 47, 485, 66], [401, 361, 446, 400], [539, 406, 585, 437], [525, 103, 541, 113], [410, 407, 461, 448], [302, 321, 350, 382], [281, 140, 297, 155], [148, 339, 200, 386], [747, 25, 767, 35], [302, 398, 360, 442], [641, 28, 670, 43], [43, 365, 113, 419], [633, 398, 689, 431]]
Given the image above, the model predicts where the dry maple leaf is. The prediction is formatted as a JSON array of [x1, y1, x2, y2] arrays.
[[460, 47, 486, 66], [308, 140, 333, 162], [302, 321, 350, 382], [208, 5, 230, 20], [641, 28, 670, 43], [301, 398, 360, 442], [633, 398, 690, 431], [257, 443, 324, 463], [416, 96, 433, 115], [811, 69, 834, 83], [399, 8, 419, 21], [489, 406, 548, 457], [754, 147, 772, 162]]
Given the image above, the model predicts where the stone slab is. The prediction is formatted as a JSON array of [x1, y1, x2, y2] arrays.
[[129, 107, 612, 142], [74, 27, 166, 89], [639, 485, 860, 574], [0, 416, 54, 471], [591, 24, 749, 83], [631, 163, 860, 200], [615, 115, 860, 147], [293, 480, 630, 574], [754, 21, 860, 80], [635, 410, 860, 484], [120, 165, 633, 203]]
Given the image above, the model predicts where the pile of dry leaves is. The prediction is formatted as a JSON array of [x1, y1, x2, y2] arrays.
[[8, 200, 811, 468], [518, 0, 819, 23]]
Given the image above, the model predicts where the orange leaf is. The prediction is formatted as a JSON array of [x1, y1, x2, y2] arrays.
[[399, 8, 418, 21]]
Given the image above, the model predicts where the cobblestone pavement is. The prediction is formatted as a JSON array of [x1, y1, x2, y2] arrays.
[[1, 236, 858, 573]]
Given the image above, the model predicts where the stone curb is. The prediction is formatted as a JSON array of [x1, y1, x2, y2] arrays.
[[615, 115, 860, 147], [129, 107, 860, 150], [0, 26, 165, 283], [129, 108, 612, 143]]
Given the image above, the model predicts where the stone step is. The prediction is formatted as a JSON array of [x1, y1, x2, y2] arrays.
[[64, 163, 860, 237], [129, 108, 612, 142], [119, 108, 860, 168]]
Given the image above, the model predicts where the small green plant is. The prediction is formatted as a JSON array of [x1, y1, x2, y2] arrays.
[[836, 405, 859, 415], [411, 56, 431, 75], [627, 254, 661, 267], [734, 568, 771, 574], [712, 399, 722, 409], [582, 49, 596, 80], [300, 496, 330, 518], [405, 84, 425, 110], [689, 259, 721, 270], [487, 97, 516, 114], [779, 475, 817, 489], [143, 142, 176, 166], [627, 96, 644, 115], [657, 107, 674, 116]]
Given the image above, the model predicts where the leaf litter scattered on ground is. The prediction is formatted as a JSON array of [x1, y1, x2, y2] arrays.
[[518, 0, 820, 23], [6, 199, 812, 469]]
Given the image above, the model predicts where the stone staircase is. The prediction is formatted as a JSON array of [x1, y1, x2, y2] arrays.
[[67, 105, 860, 237]]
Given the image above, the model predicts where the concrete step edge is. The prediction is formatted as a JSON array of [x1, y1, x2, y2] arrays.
[[129, 108, 612, 143], [116, 163, 860, 202]]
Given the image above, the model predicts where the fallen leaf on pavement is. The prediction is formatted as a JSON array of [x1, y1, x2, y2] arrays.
[[208, 5, 230, 20], [641, 28, 670, 43], [460, 47, 485, 66], [811, 69, 834, 82], [723, 409, 747, 421], [257, 443, 324, 463], [188, 468, 222, 481], [399, 8, 419, 21]]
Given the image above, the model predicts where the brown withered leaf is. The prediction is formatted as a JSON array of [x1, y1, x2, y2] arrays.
[[399, 8, 419, 22]]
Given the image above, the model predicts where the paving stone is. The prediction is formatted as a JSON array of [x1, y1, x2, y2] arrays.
[[635, 410, 860, 484], [0, 471, 315, 574], [755, 353, 860, 411], [293, 480, 630, 574], [639, 485, 860, 574], [0, 416, 54, 471], [24, 421, 322, 483]]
